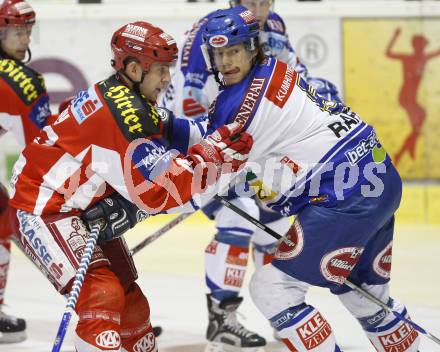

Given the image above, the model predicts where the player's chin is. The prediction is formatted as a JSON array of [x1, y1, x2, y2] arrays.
[[14, 50, 27, 61], [150, 88, 161, 101], [223, 73, 242, 86]]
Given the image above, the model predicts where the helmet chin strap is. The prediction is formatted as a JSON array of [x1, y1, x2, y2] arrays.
[[201, 43, 226, 88], [23, 47, 32, 63], [117, 67, 148, 97]]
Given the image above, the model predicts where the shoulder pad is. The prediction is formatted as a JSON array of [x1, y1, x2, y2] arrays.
[[0, 59, 47, 105], [98, 76, 162, 141]]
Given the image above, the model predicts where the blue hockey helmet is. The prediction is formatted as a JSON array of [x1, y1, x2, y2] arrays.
[[202, 6, 259, 50], [201, 6, 260, 85]]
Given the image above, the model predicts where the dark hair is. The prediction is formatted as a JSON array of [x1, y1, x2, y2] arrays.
[[253, 37, 267, 65]]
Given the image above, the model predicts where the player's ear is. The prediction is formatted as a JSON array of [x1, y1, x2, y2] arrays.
[[124, 60, 141, 81]]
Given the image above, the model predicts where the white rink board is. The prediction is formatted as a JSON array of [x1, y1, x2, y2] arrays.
[[28, 16, 341, 103]]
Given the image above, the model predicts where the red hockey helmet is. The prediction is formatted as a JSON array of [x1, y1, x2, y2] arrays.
[[0, 0, 36, 28], [111, 21, 178, 72]]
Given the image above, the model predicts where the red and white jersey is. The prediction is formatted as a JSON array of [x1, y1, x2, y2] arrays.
[[0, 58, 51, 146], [9, 75, 202, 216]]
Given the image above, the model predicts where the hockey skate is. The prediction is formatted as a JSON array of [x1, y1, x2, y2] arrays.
[[0, 308, 26, 343], [205, 294, 266, 352]]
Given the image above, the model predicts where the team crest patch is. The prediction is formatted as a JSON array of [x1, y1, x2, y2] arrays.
[[209, 35, 228, 48], [274, 221, 304, 260], [373, 241, 393, 279], [71, 88, 103, 124], [320, 247, 364, 284], [155, 107, 172, 122], [95, 330, 121, 348], [133, 332, 156, 352]]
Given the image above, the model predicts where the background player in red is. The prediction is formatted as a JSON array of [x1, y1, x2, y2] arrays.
[[386, 27, 440, 166], [0, 0, 52, 343], [8, 21, 252, 352]]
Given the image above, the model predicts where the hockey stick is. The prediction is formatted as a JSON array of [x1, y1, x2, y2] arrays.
[[343, 280, 440, 345], [213, 194, 440, 346], [51, 224, 101, 352], [130, 212, 192, 255]]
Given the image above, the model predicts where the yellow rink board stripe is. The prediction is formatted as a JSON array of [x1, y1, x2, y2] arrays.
[[398, 184, 440, 224]]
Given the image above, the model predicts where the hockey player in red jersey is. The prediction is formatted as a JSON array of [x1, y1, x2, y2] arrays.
[[0, 0, 53, 343], [8, 21, 252, 351]]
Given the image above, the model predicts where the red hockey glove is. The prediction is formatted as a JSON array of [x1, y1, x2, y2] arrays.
[[186, 122, 253, 188]]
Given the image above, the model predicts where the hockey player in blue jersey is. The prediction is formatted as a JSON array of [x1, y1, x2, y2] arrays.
[[199, 7, 420, 352], [161, 1, 342, 350]]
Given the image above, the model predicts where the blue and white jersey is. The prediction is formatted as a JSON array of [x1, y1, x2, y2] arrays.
[[160, 10, 305, 119], [169, 114, 209, 155], [207, 57, 391, 216]]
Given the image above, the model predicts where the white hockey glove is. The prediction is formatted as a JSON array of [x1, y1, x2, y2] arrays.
[[81, 193, 149, 243]]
